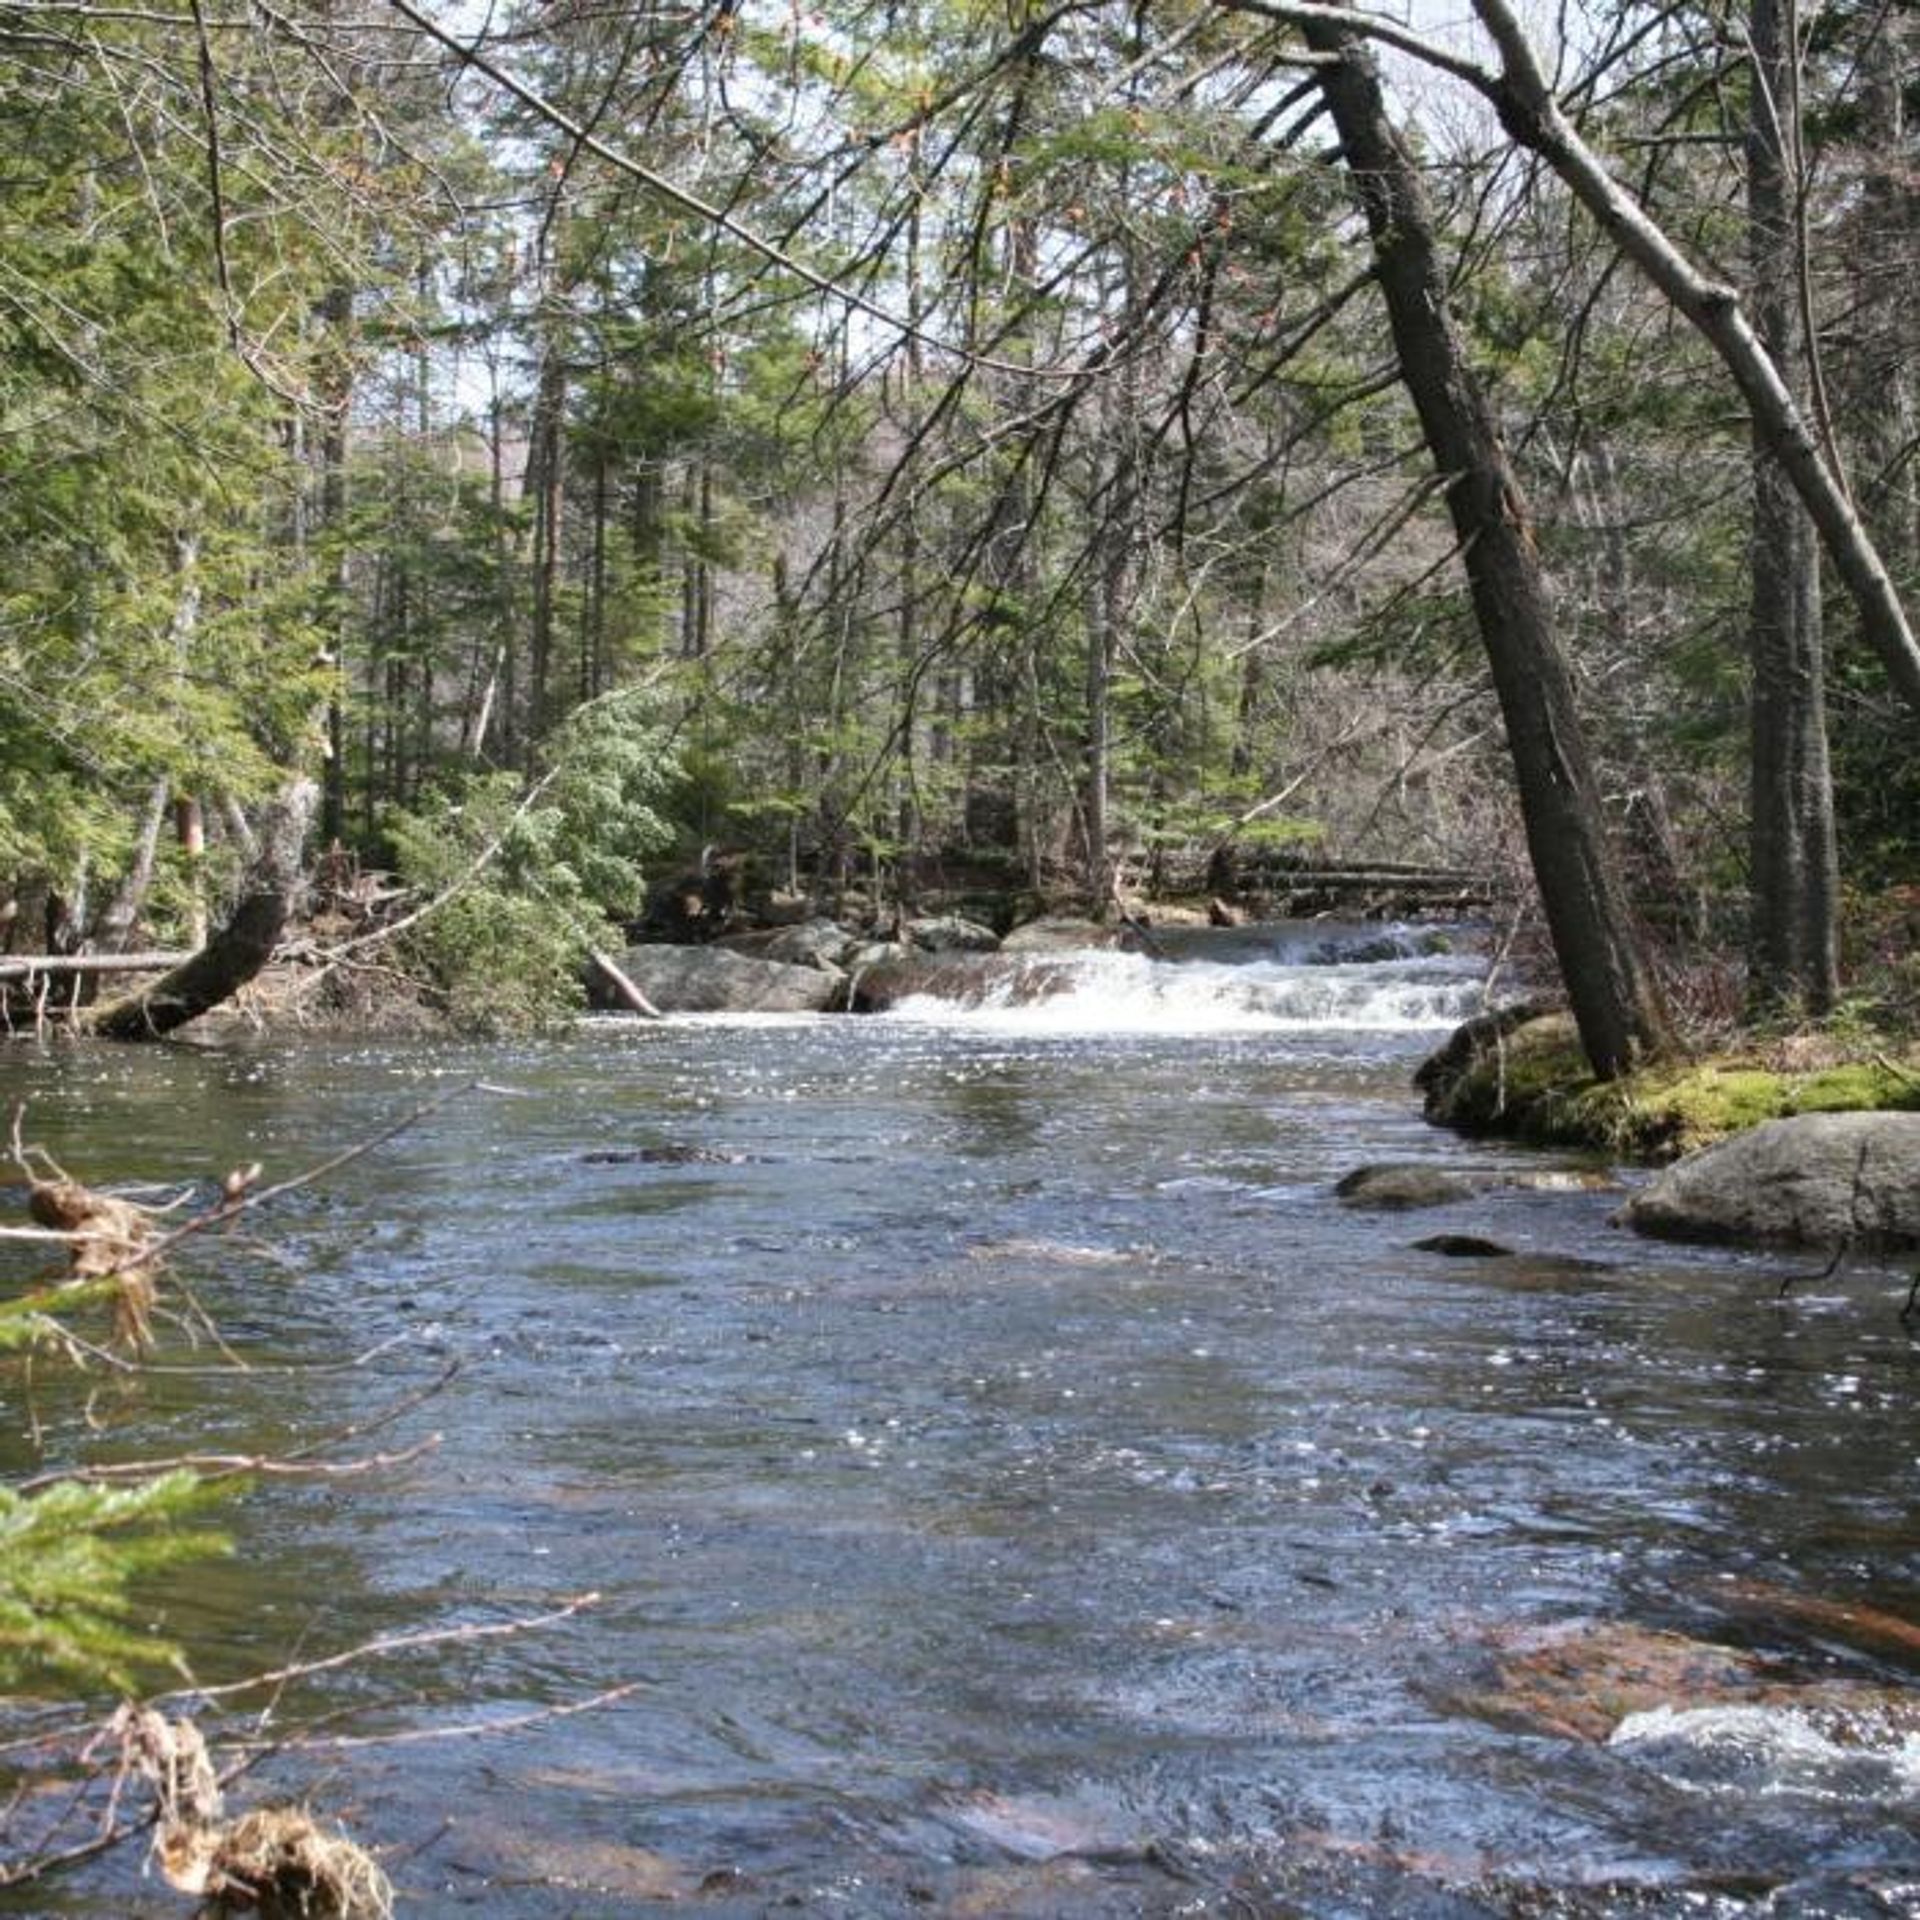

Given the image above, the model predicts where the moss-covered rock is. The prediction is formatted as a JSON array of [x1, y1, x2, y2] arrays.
[[1419, 1010, 1920, 1162]]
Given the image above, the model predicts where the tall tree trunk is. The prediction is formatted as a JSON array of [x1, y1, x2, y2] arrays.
[[1460, 0, 1920, 717], [1305, 18, 1670, 1078], [94, 780, 172, 953], [1081, 481, 1117, 912], [1851, 8, 1917, 580], [679, 460, 712, 660], [896, 186, 926, 901], [587, 448, 609, 699], [315, 282, 353, 847], [527, 337, 567, 747], [464, 384, 516, 761], [1746, 0, 1839, 1014]]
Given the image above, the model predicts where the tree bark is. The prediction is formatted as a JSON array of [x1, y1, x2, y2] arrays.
[[1222, 0, 1920, 716], [1850, 8, 1917, 580], [93, 779, 172, 953], [1745, 0, 1838, 1014], [83, 782, 318, 1040], [1304, 19, 1670, 1077], [527, 336, 567, 746]]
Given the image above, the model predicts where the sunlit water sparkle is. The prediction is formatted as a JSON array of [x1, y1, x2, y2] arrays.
[[1, 924, 1915, 1915]]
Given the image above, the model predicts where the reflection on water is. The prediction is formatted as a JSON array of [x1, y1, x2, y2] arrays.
[[1, 929, 1916, 1914]]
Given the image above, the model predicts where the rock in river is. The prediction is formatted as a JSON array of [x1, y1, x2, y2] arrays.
[[717, 917, 855, 973], [1336, 1164, 1477, 1210], [904, 913, 1001, 953], [609, 944, 842, 1014], [999, 915, 1130, 953], [1411, 1233, 1516, 1258], [1336, 1162, 1616, 1211], [1619, 1111, 1920, 1250]]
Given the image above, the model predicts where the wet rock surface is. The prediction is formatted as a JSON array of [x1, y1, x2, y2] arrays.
[[580, 1145, 754, 1166], [1337, 1161, 1616, 1210], [1411, 1233, 1516, 1258], [999, 915, 1133, 953], [608, 944, 843, 1013], [715, 918, 856, 973], [904, 913, 1001, 953], [1444, 1616, 1920, 1763], [1620, 1111, 1920, 1250]]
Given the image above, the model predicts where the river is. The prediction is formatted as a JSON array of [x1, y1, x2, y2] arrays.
[[2, 925, 1916, 1915]]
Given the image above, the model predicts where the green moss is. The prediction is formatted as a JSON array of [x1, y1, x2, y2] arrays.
[[1421, 1012, 1920, 1161]]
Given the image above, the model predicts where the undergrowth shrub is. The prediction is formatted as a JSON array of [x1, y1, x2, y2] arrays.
[[385, 695, 677, 1034]]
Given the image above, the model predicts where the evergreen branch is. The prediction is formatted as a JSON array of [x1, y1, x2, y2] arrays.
[[382, 0, 1079, 380]]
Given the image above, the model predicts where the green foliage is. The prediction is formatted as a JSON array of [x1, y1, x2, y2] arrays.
[[0, 1278, 126, 1355], [0, 6, 342, 905], [386, 696, 677, 1033], [0, 1471, 230, 1695], [1426, 1012, 1920, 1160]]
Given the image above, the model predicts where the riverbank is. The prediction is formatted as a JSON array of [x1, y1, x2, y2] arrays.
[[1419, 1006, 1920, 1161]]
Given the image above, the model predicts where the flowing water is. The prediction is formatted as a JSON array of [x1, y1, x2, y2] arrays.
[[2, 925, 1917, 1916]]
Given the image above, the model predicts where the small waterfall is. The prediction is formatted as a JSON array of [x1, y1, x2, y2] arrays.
[[876, 923, 1494, 1034]]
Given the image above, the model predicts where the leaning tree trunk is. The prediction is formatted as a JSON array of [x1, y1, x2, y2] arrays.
[[93, 779, 172, 954], [83, 782, 318, 1040], [1304, 19, 1670, 1079], [1464, 0, 1920, 719], [1745, 0, 1839, 1015]]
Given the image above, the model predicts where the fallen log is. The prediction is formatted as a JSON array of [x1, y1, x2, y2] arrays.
[[586, 946, 664, 1020], [81, 781, 318, 1041], [0, 952, 193, 983]]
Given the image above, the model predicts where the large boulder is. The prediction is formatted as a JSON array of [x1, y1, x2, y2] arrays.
[[999, 916, 1129, 953], [716, 918, 854, 973], [1619, 1112, 1920, 1250], [608, 945, 842, 1014], [904, 914, 1000, 954]]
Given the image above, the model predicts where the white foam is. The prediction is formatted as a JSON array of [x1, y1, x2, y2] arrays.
[[1610, 1702, 1920, 1803], [879, 949, 1489, 1035]]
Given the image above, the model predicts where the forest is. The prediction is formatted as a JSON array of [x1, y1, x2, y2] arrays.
[[3, 0, 1920, 1910], [0, 0, 1912, 1062]]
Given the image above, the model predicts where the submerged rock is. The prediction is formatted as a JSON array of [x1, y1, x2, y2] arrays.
[[1619, 1111, 1920, 1250], [1336, 1161, 1615, 1211], [608, 944, 841, 1014], [1447, 1618, 1920, 1751], [1411, 1234, 1515, 1258], [580, 1145, 749, 1166], [1336, 1165, 1477, 1210]]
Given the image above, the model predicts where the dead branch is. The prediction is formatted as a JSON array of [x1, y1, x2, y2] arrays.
[[15, 1435, 440, 1495], [253, 1680, 644, 1754], [0, 1598, 615, 1896], [141, 1080, 478, 1269], [156, 1592, 605, 1709]]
